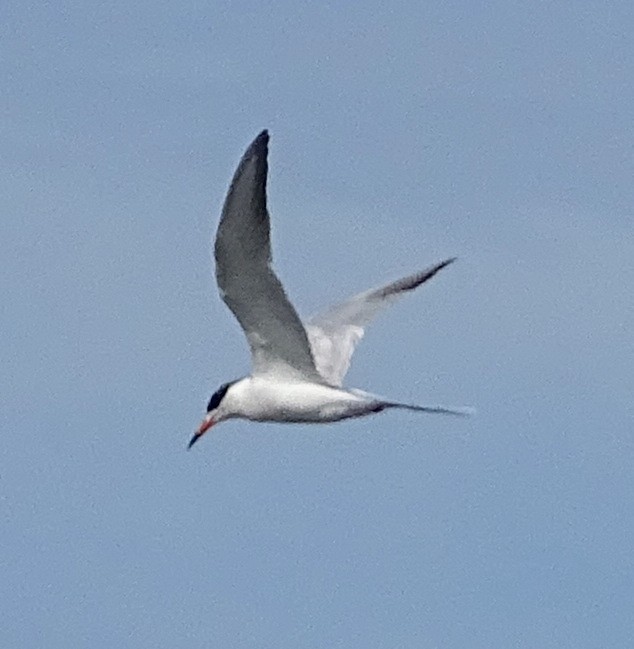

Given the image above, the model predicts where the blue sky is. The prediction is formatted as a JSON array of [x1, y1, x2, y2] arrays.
[[2, 1, 633, 647]]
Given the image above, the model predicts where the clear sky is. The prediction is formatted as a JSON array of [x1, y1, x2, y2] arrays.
[[2, 1, 633, 647]]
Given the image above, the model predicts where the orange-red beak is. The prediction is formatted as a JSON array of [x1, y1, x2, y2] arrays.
[[188, 417, 215, 449]]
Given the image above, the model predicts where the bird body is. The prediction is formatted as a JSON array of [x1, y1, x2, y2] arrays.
[[189, 130, 470, 448], [211, 377, 379, 425]]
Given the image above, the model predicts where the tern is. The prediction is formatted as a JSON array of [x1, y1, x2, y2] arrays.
[[190, 130, 469, 448]]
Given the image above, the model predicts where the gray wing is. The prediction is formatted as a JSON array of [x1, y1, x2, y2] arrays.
[[305, 258, 455, 386], [215, 131, 322, 381]]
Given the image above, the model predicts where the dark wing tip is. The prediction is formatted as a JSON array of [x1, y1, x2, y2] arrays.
[[249, 129, 269, 153], [429, 256, 457, 276], [407, 257, 457, 289], [375, 257, 458, 298], [429, 256, 457, 271], [237, 129, 269, 169], [410, 256, 456, 289]]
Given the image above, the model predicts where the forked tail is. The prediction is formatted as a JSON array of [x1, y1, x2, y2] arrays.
[[381, 402, 475, 417]]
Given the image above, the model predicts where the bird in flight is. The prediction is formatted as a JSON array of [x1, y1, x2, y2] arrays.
[[189, 131, 469, 448]]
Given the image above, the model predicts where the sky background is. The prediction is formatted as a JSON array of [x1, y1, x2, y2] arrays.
[[2, 1, 633, 647]]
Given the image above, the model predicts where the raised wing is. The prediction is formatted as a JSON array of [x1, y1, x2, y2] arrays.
[[215, 131, 322, 381], [305, 258, 455, 385]]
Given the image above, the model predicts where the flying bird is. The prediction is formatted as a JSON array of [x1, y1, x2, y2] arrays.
[[190, 131, 469, 448]]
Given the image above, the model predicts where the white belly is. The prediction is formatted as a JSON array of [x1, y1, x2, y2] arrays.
[[236, 378, 375, 423]]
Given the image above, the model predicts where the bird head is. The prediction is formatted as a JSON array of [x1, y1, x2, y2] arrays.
[[189, 381, 236, 448]]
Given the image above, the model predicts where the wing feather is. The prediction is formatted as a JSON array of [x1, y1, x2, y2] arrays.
[[215, 131, 321, 381], [305, 259, 455, 385]]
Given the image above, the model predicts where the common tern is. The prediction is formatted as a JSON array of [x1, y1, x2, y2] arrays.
[[190, 131, 469, 448]]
